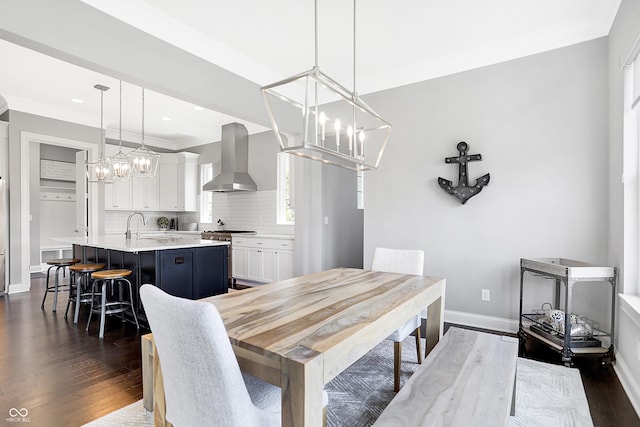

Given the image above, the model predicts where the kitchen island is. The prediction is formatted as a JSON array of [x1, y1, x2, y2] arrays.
[[60, 234, 229, 325]]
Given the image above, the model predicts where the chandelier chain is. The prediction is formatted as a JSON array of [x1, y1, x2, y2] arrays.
[[141, 88, 145, 145], [353, 0, 356, 95], [119, 81, 123, 147]]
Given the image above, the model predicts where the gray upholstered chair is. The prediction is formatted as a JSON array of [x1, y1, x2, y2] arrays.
[[140, 284, 283, 426], [371, 247, 425, 392]]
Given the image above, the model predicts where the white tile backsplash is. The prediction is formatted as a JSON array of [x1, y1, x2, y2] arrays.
[[105, 191, 293, 235], [204, 190, 294, 235], [104, 211, 199, 234]]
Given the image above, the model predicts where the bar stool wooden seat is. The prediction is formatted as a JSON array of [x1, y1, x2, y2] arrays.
[[65, 263, 105, 324], [40, 258, 80, 312], [86, 269, 139, 339]]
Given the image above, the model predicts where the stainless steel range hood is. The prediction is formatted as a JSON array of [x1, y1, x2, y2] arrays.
[[203, 122, 257, 192]]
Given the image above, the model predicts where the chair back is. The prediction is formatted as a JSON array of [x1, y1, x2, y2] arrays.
[[140, 285, 264, 427], [371, 247, 424, 275]]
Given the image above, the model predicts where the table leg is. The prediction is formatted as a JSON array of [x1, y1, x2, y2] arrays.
[[153, 348, 172, 427], [141, 334, 172, 427], [281, 346, 324, 427], [425, 296, 443, 357], [141, 334, 154, 411]]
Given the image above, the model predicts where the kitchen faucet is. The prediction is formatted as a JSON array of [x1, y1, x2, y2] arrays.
[[125, 212, 146, 240]]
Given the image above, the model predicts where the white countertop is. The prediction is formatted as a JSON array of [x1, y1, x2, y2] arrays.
[[57, 235, 229, 252]]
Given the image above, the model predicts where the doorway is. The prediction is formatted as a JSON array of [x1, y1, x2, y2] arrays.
[[31, 143, 87, 272], [18, 132, 101, 292]]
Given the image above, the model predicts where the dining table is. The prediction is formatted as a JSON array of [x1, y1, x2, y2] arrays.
[[142, 267, 446, 427]]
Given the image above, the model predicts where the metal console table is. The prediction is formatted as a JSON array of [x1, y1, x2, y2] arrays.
[[518, 258, 617, 366]]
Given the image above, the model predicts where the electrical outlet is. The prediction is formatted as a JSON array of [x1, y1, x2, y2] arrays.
[[324, 216, 329, 225], [482, 289, 490, 301]]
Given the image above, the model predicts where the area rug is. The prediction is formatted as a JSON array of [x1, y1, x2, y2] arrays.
[[84, 336, 593, 427]]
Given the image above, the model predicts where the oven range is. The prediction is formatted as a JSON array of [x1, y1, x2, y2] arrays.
[[201, 230, 256, 288]]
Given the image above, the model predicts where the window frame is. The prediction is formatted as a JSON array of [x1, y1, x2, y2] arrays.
[[277, 153, 295, 225], [200, 163, 214, 224]]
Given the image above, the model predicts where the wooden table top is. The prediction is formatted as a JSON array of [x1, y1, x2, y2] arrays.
[[201, 267, 445, 382]]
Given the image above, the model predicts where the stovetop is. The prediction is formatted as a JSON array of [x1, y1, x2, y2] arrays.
[[202, 230, 256, 234], [201, 230, 256, 240]]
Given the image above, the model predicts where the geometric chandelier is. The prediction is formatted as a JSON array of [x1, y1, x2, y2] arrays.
[[261, 0, 391, 171], [128, 87, 160, 177], [85, 83, 112, 183], [107, 80, 132, 181]]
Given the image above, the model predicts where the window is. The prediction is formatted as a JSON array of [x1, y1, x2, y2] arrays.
[[200, 163, 213, 224], [623, 47, 640, 297], [277, 153, 294, 224]]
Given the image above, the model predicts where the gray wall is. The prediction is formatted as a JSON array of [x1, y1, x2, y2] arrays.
[[295, 157, 364, 274], [322, 167, 363, 269], [363, 38, 610, 324]]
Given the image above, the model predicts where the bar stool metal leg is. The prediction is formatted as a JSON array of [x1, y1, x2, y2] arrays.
[[86, 269, 138, 339], [41, 258, 80, 312], [126, 278, 140, 331], [66, 263, 106, 324], [40, 265, 56, 308], [99, 280, 110, 339]]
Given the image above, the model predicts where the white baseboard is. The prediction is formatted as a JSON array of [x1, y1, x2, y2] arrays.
[[444, 309, 519, 334], [8, 282, 30, 294], [614, 353, 640, 418]]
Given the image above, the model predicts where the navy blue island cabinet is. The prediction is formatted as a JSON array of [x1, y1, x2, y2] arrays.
[[72, 242, 228, 326], [157, 246, 228, 299]]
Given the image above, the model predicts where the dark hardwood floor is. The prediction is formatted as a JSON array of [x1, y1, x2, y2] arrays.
[[0, 276, 147, 426], [1, 276, 638, 426]]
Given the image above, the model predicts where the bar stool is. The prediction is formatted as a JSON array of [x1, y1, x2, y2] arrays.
[[86, 269, 140, 339], [65, 263, 105, 324], [40, 258, 80, 312]]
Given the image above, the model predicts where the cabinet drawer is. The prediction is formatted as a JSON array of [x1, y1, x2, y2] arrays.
[[232, 237, 276, 249], [276, 240, 294, 250]]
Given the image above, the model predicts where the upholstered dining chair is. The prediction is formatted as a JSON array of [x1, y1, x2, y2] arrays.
[[371, 247, 425, 392], [140, 285, 284, 427]]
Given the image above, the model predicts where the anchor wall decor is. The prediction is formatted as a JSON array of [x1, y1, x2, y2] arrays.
[[438, 141, 490, 204]]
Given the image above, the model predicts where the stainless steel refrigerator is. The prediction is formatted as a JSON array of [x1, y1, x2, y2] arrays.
[[0, 177, 6, 296]]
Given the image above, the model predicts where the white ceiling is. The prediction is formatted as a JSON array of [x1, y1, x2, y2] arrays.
[[0, 0, 621, 150]]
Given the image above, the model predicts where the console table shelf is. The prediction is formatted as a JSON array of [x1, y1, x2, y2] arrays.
[[518, 257, 617, 366]]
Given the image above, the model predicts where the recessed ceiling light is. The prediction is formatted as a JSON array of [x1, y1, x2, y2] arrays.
[[193, 106, 204, 111], [162, 117, 172, 121], [71, 98, 84, 103]]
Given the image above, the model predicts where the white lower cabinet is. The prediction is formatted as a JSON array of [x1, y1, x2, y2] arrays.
[[231, 245, 248, 279], [276, 246, 294, 281], [232, 236, 294, 283]]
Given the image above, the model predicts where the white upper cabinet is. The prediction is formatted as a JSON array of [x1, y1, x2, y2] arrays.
[[132, 174, 159, 211], [158, 162, 179, 210], [105, 149, 198, 212], [158, 152, 199, 212]]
